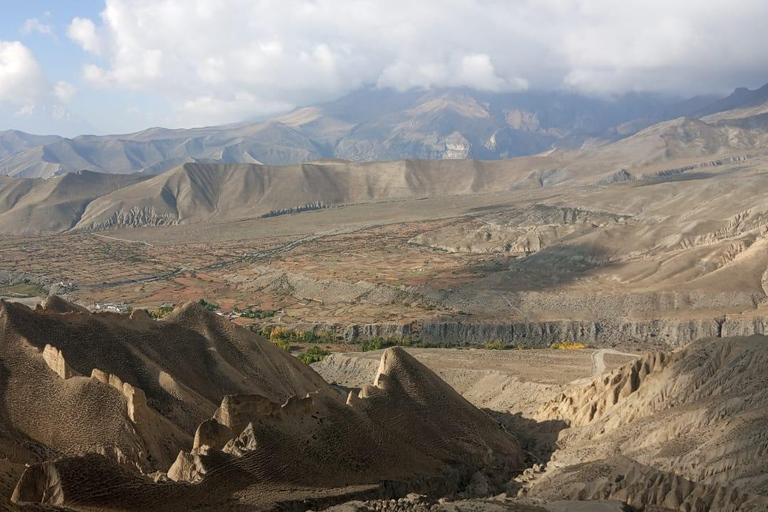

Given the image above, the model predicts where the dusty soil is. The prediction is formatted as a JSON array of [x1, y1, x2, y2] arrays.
[[313, 348, 638, 418]]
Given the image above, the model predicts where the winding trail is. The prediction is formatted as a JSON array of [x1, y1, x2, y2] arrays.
[[92, 233, 154, 246], [81, 223, 381, 291], [591, 348, 640, 378]]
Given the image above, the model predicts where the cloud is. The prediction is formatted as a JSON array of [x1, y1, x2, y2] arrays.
[[0, 41, 49, 110], [54, 81, 78, 104], [67, 0, 768, 127], [0, 40, 93, 136], [67, 17, 103, 55], [0, 40, 79, 127], [20, 18, 56, 39], [378, 53, 528, 93]]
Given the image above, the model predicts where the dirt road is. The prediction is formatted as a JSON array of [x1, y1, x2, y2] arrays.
[[590, 348, 639, 377]]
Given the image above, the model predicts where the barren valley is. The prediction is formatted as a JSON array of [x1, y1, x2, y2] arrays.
[[5, 148, 768, 350]]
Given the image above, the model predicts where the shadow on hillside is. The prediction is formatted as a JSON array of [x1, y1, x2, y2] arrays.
[[0, 357, 59, 464], [465, 242, 618, 293], [486, 409, 568, 466], [0, 357, 10, 434], [465, 203, 519, 214], [632, 171, 714, 186]]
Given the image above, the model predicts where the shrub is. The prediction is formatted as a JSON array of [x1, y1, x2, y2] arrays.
[[305, 330, 336, 343], [197, 298, 219, 311], [550, 340, 589, 350], [484, 340, 508, 350], [360, 337, 410, 352], [270, 326, 290, 343], [271, 338, 291, 352], [298, 346, 331, 364], [150, 304, 175, 319], [360, 338, 383, 352]]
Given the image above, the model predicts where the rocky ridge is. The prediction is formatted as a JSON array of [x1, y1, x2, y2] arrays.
[[4, 299, 527, 510]]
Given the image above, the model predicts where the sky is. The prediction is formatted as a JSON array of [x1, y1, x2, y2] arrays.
[[1, 0, 768, 137]]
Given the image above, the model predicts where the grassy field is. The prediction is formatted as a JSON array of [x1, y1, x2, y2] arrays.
[[0, 283, 45, 297]]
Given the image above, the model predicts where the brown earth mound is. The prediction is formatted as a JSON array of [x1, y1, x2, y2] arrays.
[[0, 297, 328, 476], [8, 296, 768, 511], [525, 336, 768, 510], [158, 347, 525, 506], [4, 302, 524, 510], [315, 338, 768, 511]]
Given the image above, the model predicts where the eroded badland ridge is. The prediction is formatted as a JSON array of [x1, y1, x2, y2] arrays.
[[3, 298, 768, 511]]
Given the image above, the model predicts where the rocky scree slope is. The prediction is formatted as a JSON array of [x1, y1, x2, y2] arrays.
[[526, 336, 768, 510]]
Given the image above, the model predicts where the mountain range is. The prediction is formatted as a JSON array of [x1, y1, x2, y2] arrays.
[[4, 83, 768, 180], [1, 87, 768, 234]]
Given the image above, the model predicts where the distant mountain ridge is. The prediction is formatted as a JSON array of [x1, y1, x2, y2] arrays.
[[1, 82, 768, 235], [6, 83, 765, 179], [2, 102, 768, 236]]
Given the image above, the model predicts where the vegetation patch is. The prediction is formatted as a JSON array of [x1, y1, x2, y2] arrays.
[[270, 337, 291, 352], [197, 298, 219, 311], [360, 337, 412, 352], [550, 340, 589, 350], [298, 346, 331, 364], [150, 303, 175, 319], [234, 305, 276, 319], [265, 326, 336, 344], [0, 282, 45, 297]]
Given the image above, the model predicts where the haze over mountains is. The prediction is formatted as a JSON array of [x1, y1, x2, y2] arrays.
[[4, 83, 768, 180], [1, 81, 768, 235]]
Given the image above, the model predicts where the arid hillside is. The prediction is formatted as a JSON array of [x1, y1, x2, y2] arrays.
[[0, 171, 149, 234], [2, 297, 526, 510], [6, 299, 768, 511], [0, 297, 326, 482], [5, 142, 768, 347], [314, 336, 768, 512]]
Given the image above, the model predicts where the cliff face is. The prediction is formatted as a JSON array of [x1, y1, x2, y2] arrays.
[[294, 314, 768, 348], [417, 318, 720, 347]]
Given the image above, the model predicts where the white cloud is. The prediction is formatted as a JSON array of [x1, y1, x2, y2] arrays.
[[0, 41, 82, 132], [0, 41, 48, 110], [67, 0, 768, 127], [453, 54, 528, 93], [378, 53, 528, 93], [67, 17, 103, 55], [54, 81, 78, 104], [20, 18, 55, 39]]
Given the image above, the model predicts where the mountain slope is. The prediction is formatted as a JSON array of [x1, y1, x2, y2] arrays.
[[0, 297, 328, 480], [695, 82, 768, 118], [0, 131, 62, 160], [3, 86, 768, 236], [0, 171, 150, 234], [0, 87, 709, 179], [532, 336, 768, 501], [70, 159, 554, 231], [68, 110, 768, 232]]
